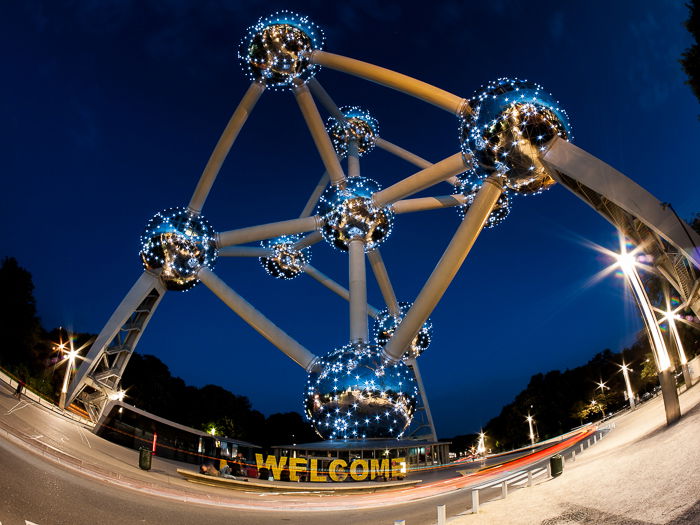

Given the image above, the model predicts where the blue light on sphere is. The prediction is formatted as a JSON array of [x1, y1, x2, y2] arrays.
[[259, 234, 310, 280], [304, 343, 418, 440], [460, 78, 572, 195], [140, 207, 217, 291], [374, 302, 432, 360], [316, 177, 393, 251], [455, 179, 511, 228], [327, 106, 380, 158], [239, 11, 324, 89]]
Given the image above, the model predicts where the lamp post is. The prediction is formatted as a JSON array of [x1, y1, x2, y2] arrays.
[[616, 240, 680, 424], [475, 431, 486, 456], [57, 335, 82, 409], [620, 361, 636, 410], [526, 413, 536, 446]]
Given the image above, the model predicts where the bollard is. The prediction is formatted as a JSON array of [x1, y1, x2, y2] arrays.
[[594, 434, 597, 444], [572, 450, 576, 462], [437, 504, 446, 525], [471, 489, 480, 513], [580, 443, 584, 453], [527, 470, 533, 488], [501, 480, 508, 499], [547, 462, 552, 478]]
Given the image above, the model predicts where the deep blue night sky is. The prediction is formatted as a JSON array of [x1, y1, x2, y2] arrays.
[[2, 1, 698, 437]]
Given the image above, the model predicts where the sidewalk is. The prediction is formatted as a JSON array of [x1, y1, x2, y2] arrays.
[[450, 385, 700, 524]]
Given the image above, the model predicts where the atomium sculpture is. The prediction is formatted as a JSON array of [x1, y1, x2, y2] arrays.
[[259, 235, 310, 280], [67, 11, 700, 438], [374, 302, 432, 360]]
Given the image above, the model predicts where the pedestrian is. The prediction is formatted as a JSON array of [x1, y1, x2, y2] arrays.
[[13, 378, 25, 399]]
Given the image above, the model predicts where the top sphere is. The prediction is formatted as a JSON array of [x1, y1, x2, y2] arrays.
[[326, 106, 380, 158], [140, 208, 217, 291], [460, 78, 572, 195], [239, 11, 324, 89]]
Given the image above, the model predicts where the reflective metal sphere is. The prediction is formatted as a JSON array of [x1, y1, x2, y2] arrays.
[[304, 343, 418, 440], [239, 11, 324, 89], [317, 177, 393, 251], [460, 78, 572, 195], [455, 179, 511, 228], [327, 106, 379, 158], [140, 208, 217, 291], [374, 302, 432, 360], [259, 234, 309, 280]]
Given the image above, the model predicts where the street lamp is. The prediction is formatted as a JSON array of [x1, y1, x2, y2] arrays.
[[56, 334, 84, 409], [615, 238, 680, 424], [526, 413, 536, 446], [475, 431, 486, 456], [595, 380, 609, 395], [620, 361, 636, 410], [590, 399, 605, 419]]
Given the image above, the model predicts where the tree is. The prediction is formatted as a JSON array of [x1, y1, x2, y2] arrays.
[[681, 1, 700, 107]]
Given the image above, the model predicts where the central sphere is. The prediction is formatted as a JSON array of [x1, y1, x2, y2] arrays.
[[455, 179, 511, 228], [259, 234, 309, 280], [140, 207, 217, 291], [239, 11, 324, 89], [326, 106, 379, 158], [374, 302, 432, 360], [460, 78, 572, 195], [304, 343, 418, 440], [316, 177, 393, 251]]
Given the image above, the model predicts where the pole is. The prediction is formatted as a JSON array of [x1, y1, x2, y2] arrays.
[[621, 362, 636, 409], [217, 216, 321, 247], [383, 175, 503, 361], [188, 82, 265, 213], [349, 239, 368, 343]]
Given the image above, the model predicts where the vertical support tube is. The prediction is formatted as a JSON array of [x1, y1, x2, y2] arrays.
[[383, 176, 503, 361], [349, 239, 368, 343], [348, 140, 360, 179], [294, 83, 346, 186], [188, 82, 265, 213], [407, 358, 437, 441]]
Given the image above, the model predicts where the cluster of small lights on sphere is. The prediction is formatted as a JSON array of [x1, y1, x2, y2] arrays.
[[304, 343, 418, 440], [316, 177, 393, 251], [238, 11, 324, 89], [259, 235, 310, 280], [455, 179, 511, 228], [139, 208, 217, 291], [327, 106, 379, 158], [461, 78, 572, 196], [374, 302, 432, 360], [132, 14, 580, 443]]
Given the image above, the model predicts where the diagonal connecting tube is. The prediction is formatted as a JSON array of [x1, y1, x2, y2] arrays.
[[382, 175, 504, 362], [217, 216, 321, 247]]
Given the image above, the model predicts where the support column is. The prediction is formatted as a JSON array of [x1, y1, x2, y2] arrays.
[[367, 249, 399, 316], [349, 238, 368, 343], [383, 175, 503, 361], [217, 216, 320, 247], [407, 358, 437, 441], [348, 140, 360, 179]]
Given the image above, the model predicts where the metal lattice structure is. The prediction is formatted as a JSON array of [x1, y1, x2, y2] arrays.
[[66, 12, 700, 439]]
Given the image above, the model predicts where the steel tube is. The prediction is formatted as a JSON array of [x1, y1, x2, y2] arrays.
[[294, 231, 324, 250], [406, 358, 437, 441], [188, 82, 265, 213], [375, 138, 460, 186], [198, 268, 317, 370], [307, 78, 346, 121], [218, 246, 273, 257], [367, 249, 399, 316], [304, 264, 379, 318], [373, 152, 466, 208], [300, 172, 329, 218], [294, 83, 346, 186], [311, 50, 469, 116], [348, 140, 360, 179], [383, 176, 504, 361], [217, 216, 321, 247], [349, 239, 368, 342], [392, 195, 467, 215]]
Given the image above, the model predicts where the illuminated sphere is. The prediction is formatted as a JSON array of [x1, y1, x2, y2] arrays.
[[455, 179, 511, 228], [461, 78, 572, 195], [239, 11, 324, 89], [374, 302, 432, 360], [316, 177, 393, 251], [140, 208, 217, 291], [304, 343, 418, 440], [259, 234, 310, 280], [327, 106, 379, 158]]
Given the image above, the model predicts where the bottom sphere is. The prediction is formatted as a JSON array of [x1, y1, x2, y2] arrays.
[[304, 343, 418, 440]]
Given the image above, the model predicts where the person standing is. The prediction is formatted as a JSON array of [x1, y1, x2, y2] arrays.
[[13, 378, 25, 399]]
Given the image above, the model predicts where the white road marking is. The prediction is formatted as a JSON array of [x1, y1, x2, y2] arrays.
[[26, 521, 40, 525], [6, 401, 29, 415], [77, 426, 92, 448]]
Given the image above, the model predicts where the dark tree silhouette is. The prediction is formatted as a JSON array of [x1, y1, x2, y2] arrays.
[[682, 1, 700, 106]]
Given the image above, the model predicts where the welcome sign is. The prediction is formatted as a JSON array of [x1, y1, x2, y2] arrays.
[[255, 454, 407, 482]]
